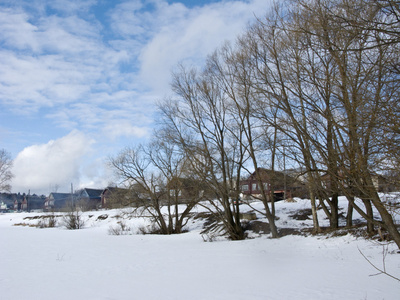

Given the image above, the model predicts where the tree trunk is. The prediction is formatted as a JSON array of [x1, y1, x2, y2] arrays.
[[346, 196, 354, 227], [364, 178, 400, 248], [362, 199, 375, 235], [330, 194, 339, 229], [310, 189, 321, 233], [371, 195, 400, 247]]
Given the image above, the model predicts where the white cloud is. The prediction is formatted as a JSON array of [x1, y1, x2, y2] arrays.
[[11, 130, 94, 195], [110, 0, 270, 92], [103, 120, 149, 140], [1, 0, 273, 194], [0, 9, 39, 51], [0, 0, 270, 122], [77, 155, 118, 190], [0, 5, 127, 113]]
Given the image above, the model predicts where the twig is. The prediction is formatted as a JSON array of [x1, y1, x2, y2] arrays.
[[56, 253, 65, 262], [358, 246, 400, 282]]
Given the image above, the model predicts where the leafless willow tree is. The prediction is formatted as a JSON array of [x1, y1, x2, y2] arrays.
[[0, 149, 13, 192], [203, 44, 280, 237], [110, 138, 200, 235], [236, 2, 328, 233], [237, 0, 400, 246], [157, 64, 250, 240], [187, 0, 399, 244], [329, 0, 400, 48], [296, 0, 400, 247]]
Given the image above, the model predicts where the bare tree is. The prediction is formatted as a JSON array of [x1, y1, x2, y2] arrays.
[[0, 149, 13, 192], [158, 64, 249, 240], [234, 0, 400, 245], [203, 43, 280, 237], [272, 0, 400, 246], [328, 0, 400, 49], [241, 3, 326, 233], [110, 138, 200, 235]]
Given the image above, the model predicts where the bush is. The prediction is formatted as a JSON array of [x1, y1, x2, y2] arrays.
[[48, 214, 57, 227], [63, 210, 85, 230], [108, 221, 132, 235], [37, 215, 57, 228], [137, 223, 162, 235]]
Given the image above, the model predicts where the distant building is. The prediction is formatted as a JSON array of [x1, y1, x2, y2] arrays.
[[100, 187, 129, 208], [0, 201, 7, 211], [166, 177, 213, 203], [19, 194, 46, 212], [75, 188, 103, 210], [240, 168, 307, 201], [44, 193, 73, 211]]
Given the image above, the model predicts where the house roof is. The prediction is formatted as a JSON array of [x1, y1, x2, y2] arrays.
[[49, 193, 73, 201], [26, 196, 45, 209], [82, 188, 103, 199], [101, 187, 127, 196], [27, 196, 46, 203]]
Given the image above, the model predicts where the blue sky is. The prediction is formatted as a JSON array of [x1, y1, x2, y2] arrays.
[[0, 0, 269, 195]]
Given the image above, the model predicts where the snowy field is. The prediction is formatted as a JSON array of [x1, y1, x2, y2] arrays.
[[1, 198, 399, 300]]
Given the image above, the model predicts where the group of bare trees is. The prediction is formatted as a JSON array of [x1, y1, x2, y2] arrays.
[[111, 139, 203, 234], [0, 149, 13, 192], [112, 0, 400, 246], [225, 0, 400, 243]]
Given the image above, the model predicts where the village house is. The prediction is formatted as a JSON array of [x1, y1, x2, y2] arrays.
[[20, 196, 28, 211], [0, 201, 7, 211], [44, 192, 73, 211], [13, 198, 21, 211], [0, 193, 18, 211], [75, 188, 103, 210], [240, 168, 306, 201], [17, 194, 45, 212], [166, 177, 213, 204], [100, 187, 130, 208], [320, 171, 390, 196]]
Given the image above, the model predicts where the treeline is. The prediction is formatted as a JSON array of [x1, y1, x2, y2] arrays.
[[112, 0, 400, 247]]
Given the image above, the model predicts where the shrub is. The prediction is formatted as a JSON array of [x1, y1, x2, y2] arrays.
[[47, 214, 57, 227], [63, 210, 85, 230], [137, 223, 162, 235], [108, 221, 132, 235], [40, 214, 58, 228]]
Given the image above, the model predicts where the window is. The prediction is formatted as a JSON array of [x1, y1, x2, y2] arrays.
[[241, 184, 249, 191], [252, 183, 258, 191]]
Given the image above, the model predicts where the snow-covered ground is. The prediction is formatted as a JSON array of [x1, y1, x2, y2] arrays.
[[0, 198, 399, 300]]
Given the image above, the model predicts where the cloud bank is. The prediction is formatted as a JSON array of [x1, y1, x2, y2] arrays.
[[1, 0, 271, 194], [11, 130, 95, 195]]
